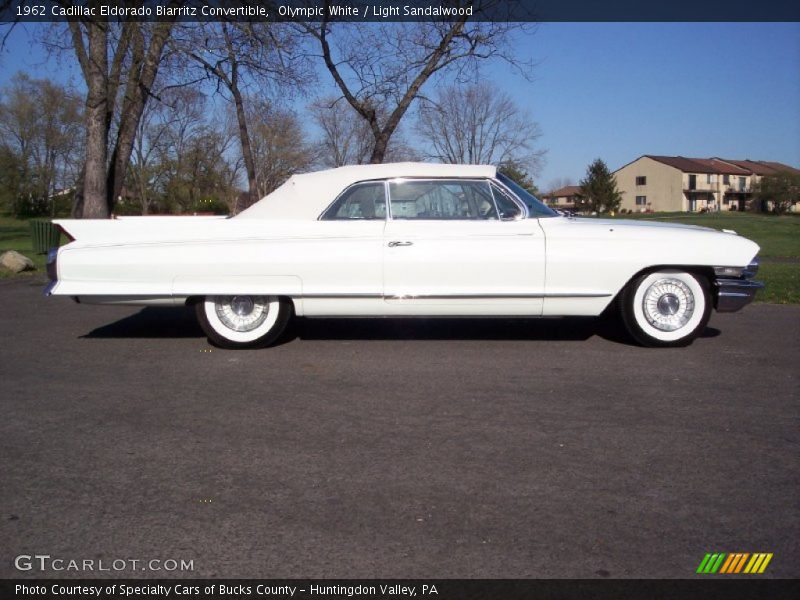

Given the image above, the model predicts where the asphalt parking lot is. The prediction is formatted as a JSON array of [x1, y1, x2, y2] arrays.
[[1, 276, 798, 579]]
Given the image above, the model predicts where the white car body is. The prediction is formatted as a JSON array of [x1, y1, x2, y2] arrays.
[[46, 163, 763, 347]]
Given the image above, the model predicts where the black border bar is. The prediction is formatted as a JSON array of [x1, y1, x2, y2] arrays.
[[1, 0, 799, 23], [3, 579, 800, 600]]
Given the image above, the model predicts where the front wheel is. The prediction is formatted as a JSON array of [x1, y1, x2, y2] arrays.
[[619, 270, 711, 347], [195, 295, 292, 349]]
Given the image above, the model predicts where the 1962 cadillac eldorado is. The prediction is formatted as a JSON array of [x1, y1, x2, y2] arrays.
[[45, 163, 763, 348]]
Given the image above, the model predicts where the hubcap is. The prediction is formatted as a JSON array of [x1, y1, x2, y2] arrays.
[[231, 295, 255, 316], [642, 279, 695, 331], [657, 293, 680, 316], [214, 296, 270, 332]]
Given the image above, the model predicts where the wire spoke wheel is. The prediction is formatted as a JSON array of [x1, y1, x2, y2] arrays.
[[642, 278, 695, 332], [620, 270, 710, 347], [196, 295, 292, 349], [214, 295, 271, 332]]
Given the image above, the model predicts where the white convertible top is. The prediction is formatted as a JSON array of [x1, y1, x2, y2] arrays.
[[236, 162, 497, 220]]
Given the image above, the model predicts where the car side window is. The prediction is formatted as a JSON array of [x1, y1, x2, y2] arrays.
[[388, 180, 498, 220], [491, 184, 523, 220], [321, 182, 386, 220]]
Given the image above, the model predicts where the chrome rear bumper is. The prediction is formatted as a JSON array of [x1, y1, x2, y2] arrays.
[[44, 247, 59, 296]]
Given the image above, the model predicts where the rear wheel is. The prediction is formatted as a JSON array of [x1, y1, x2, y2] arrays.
[[195, 295, 291, 349], [619, 270, 711, 347]]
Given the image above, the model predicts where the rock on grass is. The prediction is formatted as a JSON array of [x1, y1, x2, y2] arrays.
[[0, 250, 35, 273]]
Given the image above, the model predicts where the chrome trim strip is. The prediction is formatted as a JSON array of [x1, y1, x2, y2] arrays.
[[540, 293, 612, 298], [51, 290, 610, 301], [386, 293, 611, 299], [297, 293, 611, 299], [300, 293, 383, 298], [743, 257, 760, 279], [491, 179, 530, 220]]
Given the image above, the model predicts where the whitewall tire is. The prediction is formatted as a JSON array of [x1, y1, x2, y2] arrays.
[[620, 270, 711, 347], [196, 295, 292, 349]]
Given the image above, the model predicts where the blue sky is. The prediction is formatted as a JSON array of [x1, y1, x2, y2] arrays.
[[2, 22, 798, 190], [504, 22, 800, 188]]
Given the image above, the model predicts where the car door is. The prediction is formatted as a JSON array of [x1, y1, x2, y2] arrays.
[[299, 181, 386, 316], [382, 178, 546, 316]]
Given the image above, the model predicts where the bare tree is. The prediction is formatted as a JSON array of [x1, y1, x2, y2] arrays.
[[304, 2, 532, 163], [129, 87, 208, 214], [57, 9, 177, 217], [162, 126, 238, 215], [179, 21, 311, 206], [246, 98, 317, 198], [415, 82, 544, 172], [311, 98, 373, 167], [146, 90, 239, 214], [311, 97, 420, 167], [0, 73, 83, 216]]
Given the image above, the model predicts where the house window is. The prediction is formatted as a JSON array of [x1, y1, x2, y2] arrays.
[[723, 175, 730, 185], [739, 177, 746, 191], [635, 176, 646, 185], [707, 174, 717, 184], [635, 196, 647, 206]]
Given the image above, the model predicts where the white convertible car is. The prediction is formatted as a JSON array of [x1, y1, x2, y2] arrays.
[[46, 163, 763, 348]]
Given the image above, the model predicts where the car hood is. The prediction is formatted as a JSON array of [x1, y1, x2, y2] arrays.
[[566, 216, 718, 233], [539, 215, 759, 268]]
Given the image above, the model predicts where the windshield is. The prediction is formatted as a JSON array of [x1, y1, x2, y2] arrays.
[[496, 173, 557, 218]]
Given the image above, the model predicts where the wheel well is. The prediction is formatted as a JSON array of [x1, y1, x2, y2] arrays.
[[612, 265, 715, 306], [184, 295, 295, 308]]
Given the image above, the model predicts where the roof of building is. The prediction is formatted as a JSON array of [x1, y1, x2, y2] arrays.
[[714, 159, 800, 176], [236, 162, 498, 220], [545, 185, 583, 198], [644, 156, 749, 175], [620, 155, 800, 176], [689, 158, 751, 175]]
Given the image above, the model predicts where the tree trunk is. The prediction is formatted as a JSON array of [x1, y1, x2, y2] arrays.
[[71, 163, 86, 218], [369, 133, 391, 164], [81, 20, 109, 219], [106, 22, 174, 214], [231, 86, 258, 207]]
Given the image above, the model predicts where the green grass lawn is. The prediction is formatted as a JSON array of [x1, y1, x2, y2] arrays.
[[619, 211, 800, 258], [0, 215, 54, 279], [2, 212, 798, 303]]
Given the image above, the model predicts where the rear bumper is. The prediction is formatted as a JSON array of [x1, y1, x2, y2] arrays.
[[714, 278, 765, 312], [44, 247, 59, 296]]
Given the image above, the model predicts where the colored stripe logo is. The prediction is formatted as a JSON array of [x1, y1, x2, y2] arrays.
[[696, 553, 773, 574]]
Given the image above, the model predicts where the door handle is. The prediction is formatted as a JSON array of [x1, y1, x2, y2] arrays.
[[388, 241, 413, 247]]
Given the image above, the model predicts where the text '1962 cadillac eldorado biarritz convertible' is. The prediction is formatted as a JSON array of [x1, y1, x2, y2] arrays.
[[45, 163, 764, 348]]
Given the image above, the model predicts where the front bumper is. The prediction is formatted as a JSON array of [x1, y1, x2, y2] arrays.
[[714, 278, 765, 312], [713, 256, 764, 312]]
